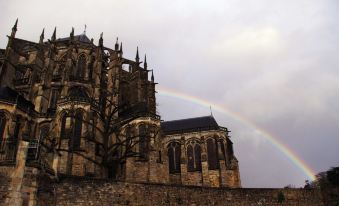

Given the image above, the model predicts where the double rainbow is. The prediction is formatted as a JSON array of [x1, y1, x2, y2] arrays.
[[157, 86, 316, 181]]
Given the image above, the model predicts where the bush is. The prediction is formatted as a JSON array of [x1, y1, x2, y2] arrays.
[[277, 191, 285, 203]]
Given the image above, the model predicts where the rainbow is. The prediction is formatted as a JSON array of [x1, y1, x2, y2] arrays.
[[157, 86, 316, 181]]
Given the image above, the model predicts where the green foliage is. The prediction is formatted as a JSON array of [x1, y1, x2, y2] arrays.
[[277, 191, 285, 203]]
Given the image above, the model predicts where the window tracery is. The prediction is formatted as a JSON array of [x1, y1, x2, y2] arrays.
[[75, 54, 86, 79], [168, 141, 181, 174], [187, 140, 202, 172]]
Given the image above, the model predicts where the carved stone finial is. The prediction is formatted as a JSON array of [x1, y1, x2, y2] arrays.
[[51, 27, 56, 41], [99, 32, 103, 47], [39, 28, 45, 44], [135, 47, 140, 63], [144, 54, 147, 70], [115, 37, 119, 50], [70, 27, 74, 40], [151, 70, 154, 82], [11, 18, 18, 37]]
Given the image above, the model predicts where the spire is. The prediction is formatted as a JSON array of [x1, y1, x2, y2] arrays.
[[120, 42, 123, 53], [13, 18, 18, 30], [99, 32, 103, 47], [70, 27, 74, 40], [151, 70, 154, 82], [115, 37, 119, 50], [39, 28, 45, 44], [11, 18, 18, 37], [83, 24, 87, 35], [144, 54, 147, 69], [135, 47, 140, 63], [51, 27, 56, 41]]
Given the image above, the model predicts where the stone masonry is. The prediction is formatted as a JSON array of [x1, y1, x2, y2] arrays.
[[36, 178, 325, 206]]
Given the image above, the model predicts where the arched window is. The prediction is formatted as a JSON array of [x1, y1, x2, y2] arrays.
[[75, 54, 86, 79], [194, 144, 202, 171], [0, 112, 7, 144], [72, 110, 83, 150], [187, 144, 194, 172], [187, 142, 202, 172], [139, 124, 147, 158], [167, 142, 181, 174], [125, 126, 132, 150], [207, 138, 219, 170], [60, 114, 68, 139]]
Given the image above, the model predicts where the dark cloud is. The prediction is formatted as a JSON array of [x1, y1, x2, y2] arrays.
[[1, 0, 338, 187]]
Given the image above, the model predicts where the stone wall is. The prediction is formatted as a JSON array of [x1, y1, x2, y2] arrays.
[[37, 178, 325, 206], [0, 166, 14, 205]]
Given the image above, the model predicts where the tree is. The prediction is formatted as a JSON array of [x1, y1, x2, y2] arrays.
[[34, 53, 159, 179], [306, 167, 339, 189], [327, 167, 339, 187], [305, 167, 339, 206]]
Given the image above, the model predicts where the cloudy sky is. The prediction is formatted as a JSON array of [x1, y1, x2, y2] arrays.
[[1, 0, 338, 188]]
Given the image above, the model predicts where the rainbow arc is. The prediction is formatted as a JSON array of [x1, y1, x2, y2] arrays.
[[157, 86, 316, 181]]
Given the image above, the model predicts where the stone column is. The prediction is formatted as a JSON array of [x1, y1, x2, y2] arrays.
[[179, 137, 186, 185], [201, 139, 210, 187]]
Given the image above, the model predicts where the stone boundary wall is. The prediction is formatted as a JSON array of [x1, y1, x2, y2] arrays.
[[37, 178, 325, 206]]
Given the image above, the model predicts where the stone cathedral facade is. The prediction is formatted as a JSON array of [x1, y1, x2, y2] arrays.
[[0, 21, 240, 205]]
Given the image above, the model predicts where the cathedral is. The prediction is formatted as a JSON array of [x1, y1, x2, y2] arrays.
[[0, 20, 240, 205]]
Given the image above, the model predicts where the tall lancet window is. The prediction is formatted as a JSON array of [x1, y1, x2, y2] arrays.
[[125, 126, 132, 150], [187, 142, 202, 172], [75, 54, 86, 79], [167, 142, 181, 174], [60, 114, 68, 139], [207, 138, 219, 170], [72, 110, 83, 150]]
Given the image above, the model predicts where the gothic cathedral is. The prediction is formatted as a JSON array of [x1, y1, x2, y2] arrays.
[[0, 20, 240, 205]]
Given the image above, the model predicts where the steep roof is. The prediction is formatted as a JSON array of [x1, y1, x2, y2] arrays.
[[161, 115, 220, 135], [56, 34, 92, 44]]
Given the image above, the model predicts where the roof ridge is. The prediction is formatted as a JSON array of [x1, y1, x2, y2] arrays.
[[162, 115, 215, 123]]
